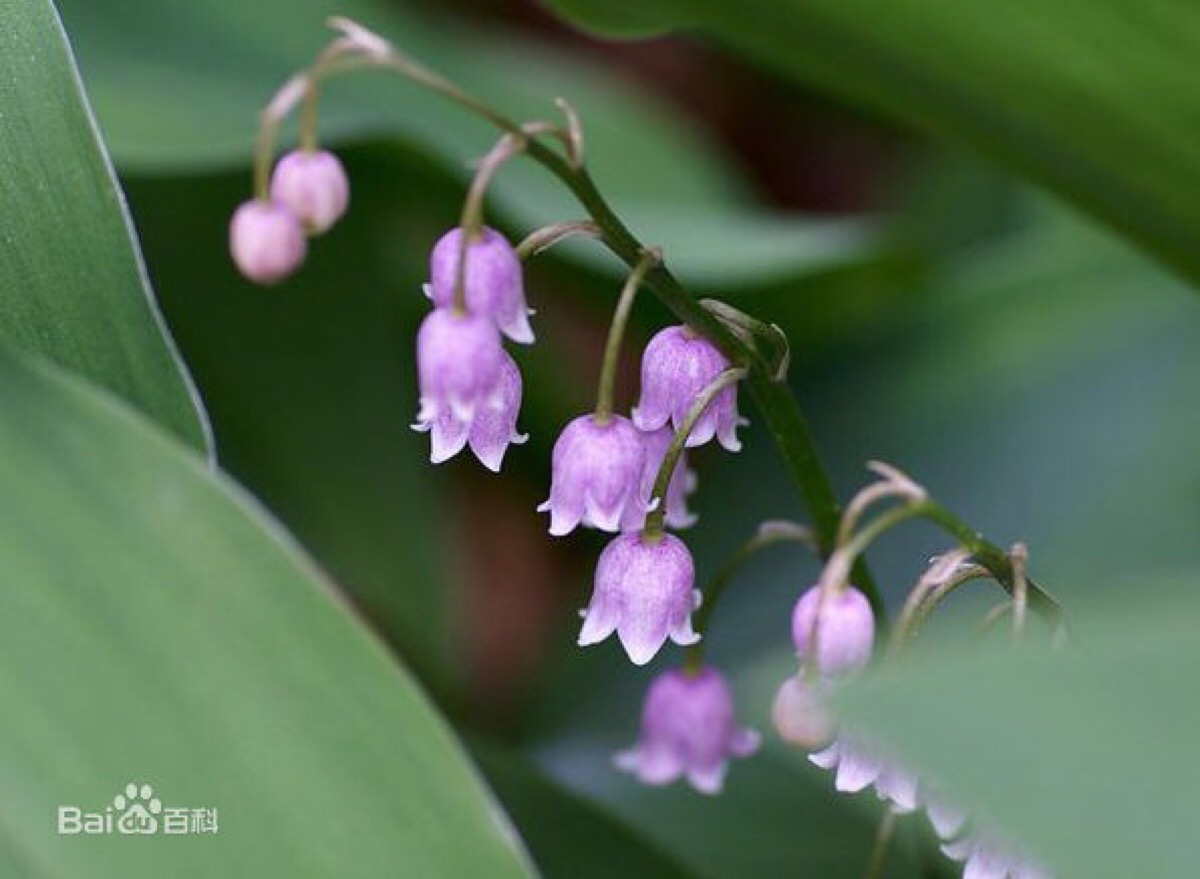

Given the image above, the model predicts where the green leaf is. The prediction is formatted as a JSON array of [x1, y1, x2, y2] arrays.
[[0, 0, 210, 450], [0, 343, 530, 876], [473, 741, 694, 878], [56, 0, 876, 287], [544, 0, 1200, 288], [838, 592, 1200, 878]]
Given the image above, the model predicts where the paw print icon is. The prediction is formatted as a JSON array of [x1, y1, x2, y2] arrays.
[[114, 783, 162, 835]]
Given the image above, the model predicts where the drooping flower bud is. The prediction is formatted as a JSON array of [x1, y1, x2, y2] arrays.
[[413, 348, 527, 471], [632, 325, 745, 451], [621, 425, 697, 532], [427, 226, 533, 344], [615, 666, 759, 795], [538, 414, 645, 536], [412, 308, 506, 463], [269, 149, 350, 235], [770, 673, 835, 749], [790, 584, 875, 678], [578, 531, 699, 665], [229, 200, 306, 284]]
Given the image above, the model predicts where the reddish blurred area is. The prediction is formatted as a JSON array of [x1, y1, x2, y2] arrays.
[[419, 0, 906, 212], [398, 0, 907, 726]]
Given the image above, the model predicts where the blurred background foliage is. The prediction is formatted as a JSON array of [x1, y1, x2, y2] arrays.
[[4, 0, 1196, 874]]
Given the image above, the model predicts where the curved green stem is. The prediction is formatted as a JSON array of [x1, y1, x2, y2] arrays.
[[685, 522, 816, 672], [453, 133, 527, 311], [594, 249, 659, 422], [644, 367, 747, 537], [301, 21, 889, 613]]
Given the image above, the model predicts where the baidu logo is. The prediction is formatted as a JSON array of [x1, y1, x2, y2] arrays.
[[57, 783, 218, 836]]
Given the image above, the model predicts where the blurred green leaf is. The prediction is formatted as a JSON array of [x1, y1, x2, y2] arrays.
[[0, 342, 530, 877], [56, 0, 877, 287], [0, 0, 209, 450], [545, 0, 1200, 288], [473, 741, 694, 878], [839, 592, 1200, 878]]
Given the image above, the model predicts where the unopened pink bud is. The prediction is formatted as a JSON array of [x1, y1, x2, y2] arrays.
[[229, 200, 306, 284], [270, 149, 350, 234], [791, 584, 875, 678]]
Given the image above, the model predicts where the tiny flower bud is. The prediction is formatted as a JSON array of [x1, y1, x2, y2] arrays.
[[633, 325, 745, 451], [615, 666, 759, 795], [428, 226, 533, 344], [412, 308, 506, 463], [229, 200, 306, 284], [269, 149, 350, 234], [538, 414, 645, 536], [578, 531, 700, 665], [791, 584, 875, 678], [770, 674, 835, 749]]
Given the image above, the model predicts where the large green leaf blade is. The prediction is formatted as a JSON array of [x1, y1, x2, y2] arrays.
[[0, 0, 210, 450], [838, 595, 1200, 878], [0, 345, 530, 877], [545, 0, 1200, 287]]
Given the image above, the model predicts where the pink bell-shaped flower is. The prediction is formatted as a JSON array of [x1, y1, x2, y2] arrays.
[[538, 414, 645, 536], [427, 226, 534, 344], [615, 666, 759, 795], [791, 584, 875, 678], [413, 347, 526, 471], [229, 199, 306, 284], [809, 735, 918, 813], [269, 149, 350, 234], [578, 531, 699, 665], [412, 308, 508, 463], [632, 325, 745, 451]]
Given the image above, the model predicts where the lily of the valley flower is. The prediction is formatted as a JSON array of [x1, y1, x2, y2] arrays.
[[412, 308, 512, 464], [578, 531, 699, 665], [413, 349, 527, 470], [615, 666, 759, 794], [809, 735, 918, 814], [427, 226, 534, 344], [632, 325, 745, 452], [538, 414, 645, 535]]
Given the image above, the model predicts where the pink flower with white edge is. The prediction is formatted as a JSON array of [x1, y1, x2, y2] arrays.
[[229, 199, 306, 284], [632, 325, 745, 451], [413, 348, 527, 471], [942, 828, 1055, 879], [269, 149, 350, 234], [412, 308, 507, 464], [538, 414, 645, 536], [791, 583, 875, 678], [809, 735, 918, 813], [615, 666, 759, 795], [578, 531, 699, 665], [427, 226, 533, 344], [620, 425, 697, 532]]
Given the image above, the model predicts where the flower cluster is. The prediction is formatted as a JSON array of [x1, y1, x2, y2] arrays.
[[410, 226, 531, 471], [230, 148, 349, 284], [229, 28, 1064, 867]]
